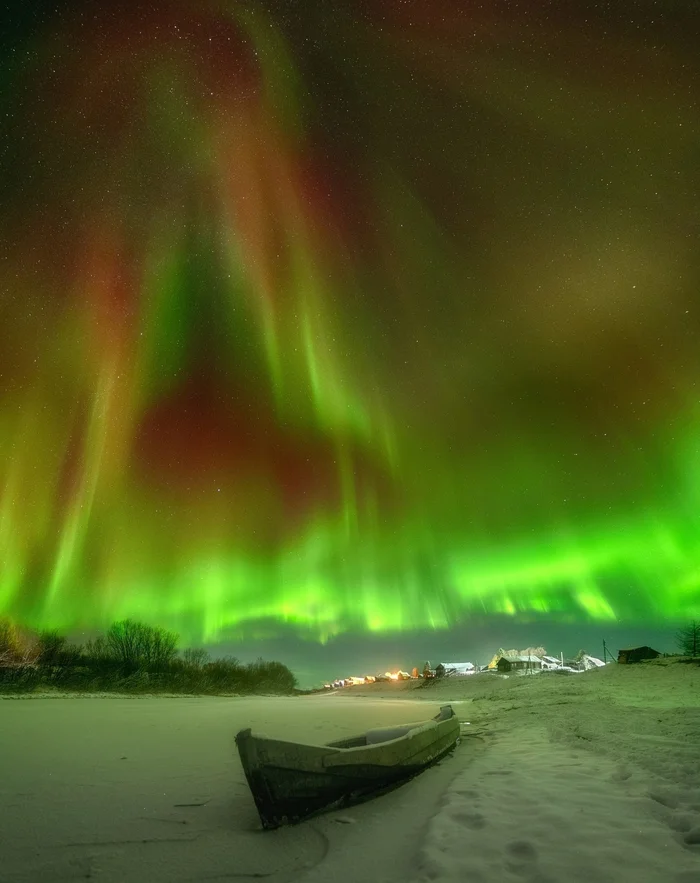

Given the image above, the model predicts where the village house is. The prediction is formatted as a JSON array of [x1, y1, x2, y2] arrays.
[[496, 654, 543, 674]]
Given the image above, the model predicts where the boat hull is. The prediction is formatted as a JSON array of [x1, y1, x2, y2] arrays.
[[236, 706, 460, 829]]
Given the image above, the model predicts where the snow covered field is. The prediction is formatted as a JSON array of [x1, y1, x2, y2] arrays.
[[1, 661, 699, 883]]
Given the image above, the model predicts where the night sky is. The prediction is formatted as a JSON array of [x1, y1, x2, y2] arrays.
[[1, 1, 699, 678]]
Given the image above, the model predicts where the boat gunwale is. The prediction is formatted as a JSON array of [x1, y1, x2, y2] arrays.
[[236, 705, 457, 758]]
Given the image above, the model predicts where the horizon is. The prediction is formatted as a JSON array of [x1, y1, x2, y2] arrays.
[[194, 620, 683, 689]]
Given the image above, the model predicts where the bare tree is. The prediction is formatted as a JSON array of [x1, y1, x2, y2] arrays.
[[0, 616, 40, 665], [84, 635, 111, 661], [0, 616, 18, 665], [37, 630, 68, 665], [148, 626, 179, 668], [182, 647, 210, 668], [105, 620, 139, 665], [105, 620, 179, 669], [677, 621, 700, 657]]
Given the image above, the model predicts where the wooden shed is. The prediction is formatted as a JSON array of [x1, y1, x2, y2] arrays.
[[617, 646, 660, 664]]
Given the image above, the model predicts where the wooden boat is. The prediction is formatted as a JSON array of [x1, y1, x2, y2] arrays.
[[235, 704, 460, 829]]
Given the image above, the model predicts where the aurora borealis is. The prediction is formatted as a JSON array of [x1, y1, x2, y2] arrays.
[[1, 1, 699, 648]]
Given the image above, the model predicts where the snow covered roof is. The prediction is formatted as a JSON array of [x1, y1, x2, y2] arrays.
[[582, 655, 605, 667]]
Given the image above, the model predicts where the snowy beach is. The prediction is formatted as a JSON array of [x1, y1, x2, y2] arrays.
[[1, 661, 699, 883]]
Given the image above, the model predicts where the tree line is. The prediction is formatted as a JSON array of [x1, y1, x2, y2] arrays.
[[0, 617, 297, 695]]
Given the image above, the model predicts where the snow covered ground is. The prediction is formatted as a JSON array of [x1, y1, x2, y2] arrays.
[[1, 660, 699, 883]]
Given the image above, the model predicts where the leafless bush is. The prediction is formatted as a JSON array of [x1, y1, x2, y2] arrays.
[[105, 619, 179, 670], [0, 616, 40, 666], [181, 647, 210, 668]]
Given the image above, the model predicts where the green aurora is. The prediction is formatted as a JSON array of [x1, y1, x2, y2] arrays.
[[1, 1, 699, 644]]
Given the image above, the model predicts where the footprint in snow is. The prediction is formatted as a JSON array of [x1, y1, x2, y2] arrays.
[[504, 839, 538, 874]]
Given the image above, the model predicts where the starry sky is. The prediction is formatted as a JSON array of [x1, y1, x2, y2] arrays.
[[1, 1, 699, 669]]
